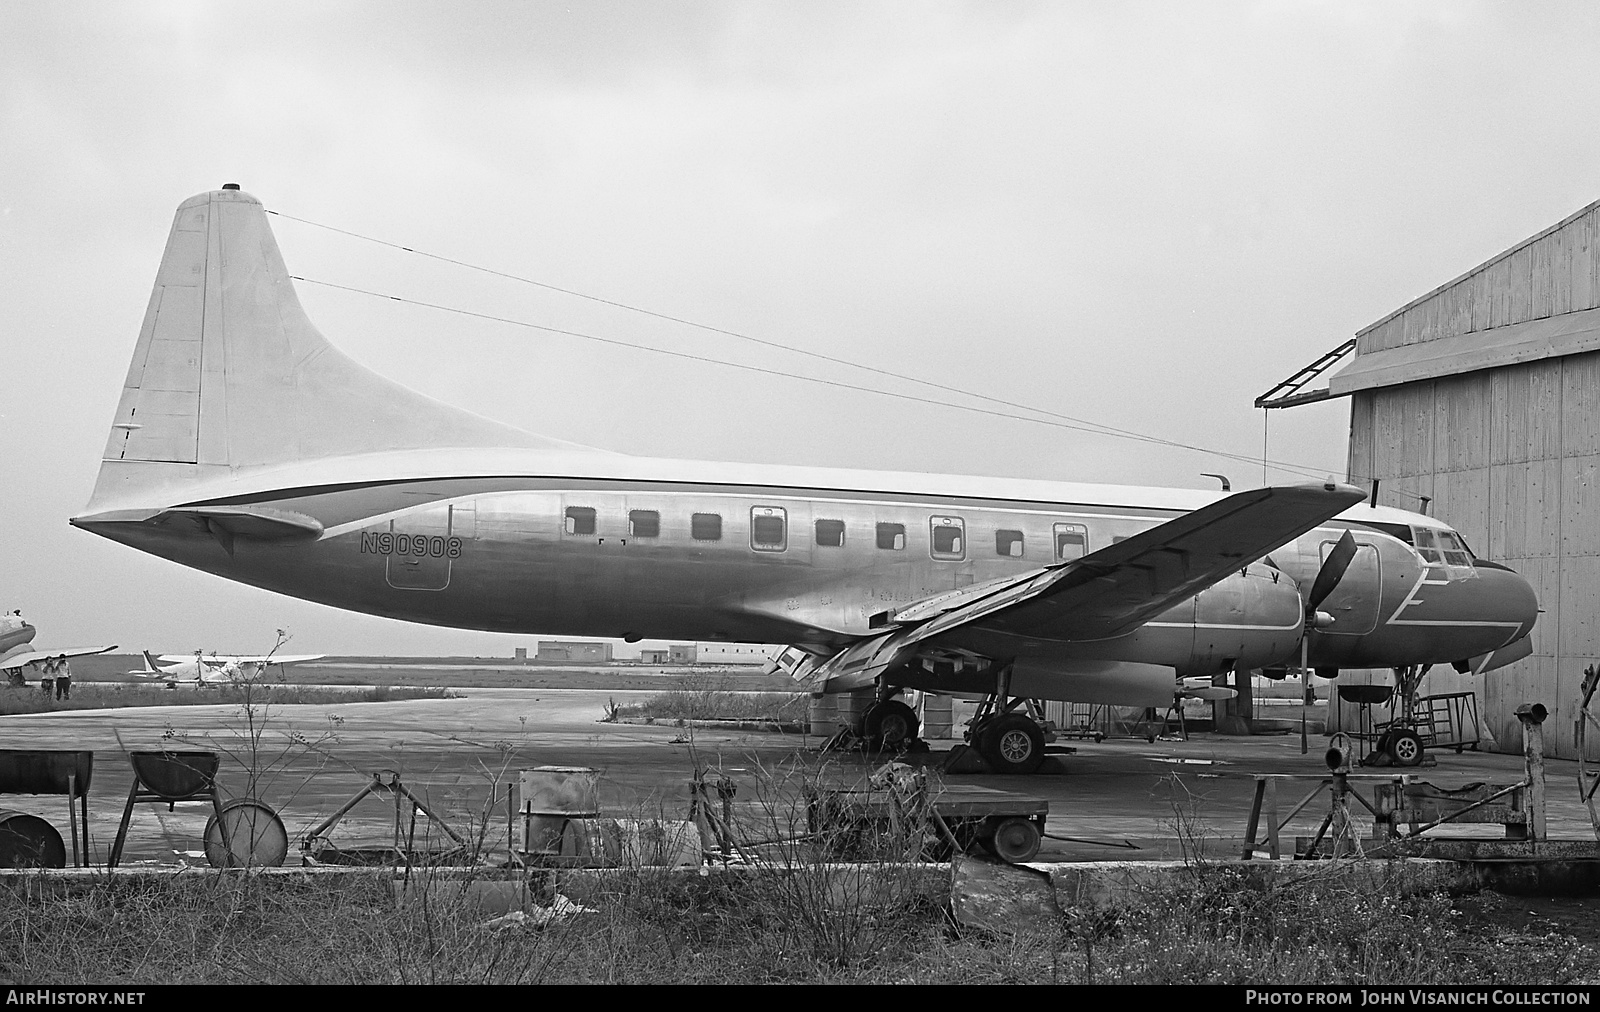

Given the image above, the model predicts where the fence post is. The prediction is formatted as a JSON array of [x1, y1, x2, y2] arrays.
[[1515, 703, 1548, 842]]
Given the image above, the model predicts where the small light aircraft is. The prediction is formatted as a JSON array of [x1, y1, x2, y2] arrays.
[[127, 649, 325, 686], [0, 611, 116, 686], [70, 187, 1540, 772]]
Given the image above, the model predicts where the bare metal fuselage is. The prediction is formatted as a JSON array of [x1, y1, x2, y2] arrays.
[[75, 463, 1537, 691]]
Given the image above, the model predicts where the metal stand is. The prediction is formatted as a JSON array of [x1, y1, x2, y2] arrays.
[[108, 751, 228, 869], [1579, 665, 1600, 841], [0, 750, 93, 867], [688, 769, 740, 863], [299, 770, 466, 866]]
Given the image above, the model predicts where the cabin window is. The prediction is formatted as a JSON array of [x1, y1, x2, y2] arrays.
[[1054, 523, 1087, 560], [565, 506, 596, 536], [930, 516, 965, 560], [876, 522, 906, 551], [751, 507, 787, 551], [691, 513, 722, 541], [629, 510, 660, 538], [815, 519, 846, 547], [995, 530, 1025, 558]]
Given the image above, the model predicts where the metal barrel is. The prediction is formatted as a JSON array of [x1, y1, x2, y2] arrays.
[[129, 751, 219, 800], [0, 750, 93, 796], [520, 767, 601, 855], [0, 811, 66, 868], [808, 693, 840, 736], [918, 692, 955, 740], [836, 689, 876, 734], [519, 767, 600, 816]]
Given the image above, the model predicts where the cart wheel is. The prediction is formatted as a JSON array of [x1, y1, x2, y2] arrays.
[[982, 818, 1041, 863], [1387, 729, 1424, 767], [864, 700, 920, 750], [977, 714, 1046, 774]]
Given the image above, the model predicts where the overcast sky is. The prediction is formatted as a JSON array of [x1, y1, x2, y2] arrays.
[[4, 1, 1598, 657]]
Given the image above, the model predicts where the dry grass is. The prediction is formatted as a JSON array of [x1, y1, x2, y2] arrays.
[[1, 862, 1595, 985], [603, 674, 807, 724], [0, 683, 454, 716]]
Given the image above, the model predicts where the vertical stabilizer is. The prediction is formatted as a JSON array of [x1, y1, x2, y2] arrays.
[[88, 186, 581, 510]]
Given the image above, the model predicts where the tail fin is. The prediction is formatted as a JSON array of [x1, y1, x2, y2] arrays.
[[141, 651, 160, 674], [85, 186, 579, 511]]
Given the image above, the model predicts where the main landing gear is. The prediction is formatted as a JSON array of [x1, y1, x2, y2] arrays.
[[965, 694, 1053, 775], [863, 697, 921, 750]]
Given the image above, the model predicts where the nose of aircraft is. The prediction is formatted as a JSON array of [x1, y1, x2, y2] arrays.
[[1472, 559, 1540, 646]]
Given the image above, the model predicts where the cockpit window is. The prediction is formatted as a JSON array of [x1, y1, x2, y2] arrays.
[[1438, 531, 1474, 568], [1413, 527, 1475, 569]]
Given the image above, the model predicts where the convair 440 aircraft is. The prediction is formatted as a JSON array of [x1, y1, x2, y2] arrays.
[[72, 187, 1539, 772]]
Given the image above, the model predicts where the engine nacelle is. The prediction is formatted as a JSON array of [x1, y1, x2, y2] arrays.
[[1179, 563, 1306, 675], [1008, 658, 1177, 708]]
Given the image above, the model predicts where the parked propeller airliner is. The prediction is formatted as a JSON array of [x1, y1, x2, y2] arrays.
[[69, 187, 1539, 772], [0, 611, 116, 685]]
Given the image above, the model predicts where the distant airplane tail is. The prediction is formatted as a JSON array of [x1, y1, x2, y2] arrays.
[[80, 186, 577, 515], [140, 650, 160, 673]]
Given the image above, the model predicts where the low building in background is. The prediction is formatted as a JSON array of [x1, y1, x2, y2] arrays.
[[536, 641, 614, 663]]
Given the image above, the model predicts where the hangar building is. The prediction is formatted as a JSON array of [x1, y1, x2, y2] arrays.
[[1311, 197, 1600, 759]]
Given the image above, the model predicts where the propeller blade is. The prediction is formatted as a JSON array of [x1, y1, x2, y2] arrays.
[[1306, 529, 1358, 613]]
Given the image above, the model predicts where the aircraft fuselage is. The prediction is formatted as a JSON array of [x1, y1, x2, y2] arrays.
[[74, 464, 1538, 685]]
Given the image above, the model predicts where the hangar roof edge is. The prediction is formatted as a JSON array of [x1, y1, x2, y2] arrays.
[[1357, 195, 1600, 338], [1331, 304, 1600, 395]]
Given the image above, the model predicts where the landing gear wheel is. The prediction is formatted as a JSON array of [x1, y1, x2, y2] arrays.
[[864, 700, 920, 750], [977, 714, 1045, 774], [981, 817, 1042, 863], [1387, 729, 1424, 767]]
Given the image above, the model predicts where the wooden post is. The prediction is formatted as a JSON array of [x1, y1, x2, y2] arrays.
[[66, 772, 79, 869], [1516, 703, 1548, 842], [1265, 777, 1280, 859]]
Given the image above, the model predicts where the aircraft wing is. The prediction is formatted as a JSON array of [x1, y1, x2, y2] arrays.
[[816, 482, 1365, 688], [1, 645, 118, 669], [900, 482, 1365, 643], [158, 654, 324, 665]]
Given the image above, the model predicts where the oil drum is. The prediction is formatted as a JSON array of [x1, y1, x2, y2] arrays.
[[0, 811, 66, 868]]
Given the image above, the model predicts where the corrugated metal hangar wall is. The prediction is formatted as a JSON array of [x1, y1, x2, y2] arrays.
[[1328, 197, 1600, 759]]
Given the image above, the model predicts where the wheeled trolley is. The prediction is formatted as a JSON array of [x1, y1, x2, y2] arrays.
[[808, 782, 1048, 864]]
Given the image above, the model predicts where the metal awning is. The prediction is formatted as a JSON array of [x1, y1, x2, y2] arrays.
[[1254, 339, 1356, 409]]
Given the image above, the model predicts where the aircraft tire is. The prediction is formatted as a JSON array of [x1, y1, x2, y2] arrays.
[[977, 714, 1045, 774], [864, 700, 920, 749], [1387, 729, 1425, 767]]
